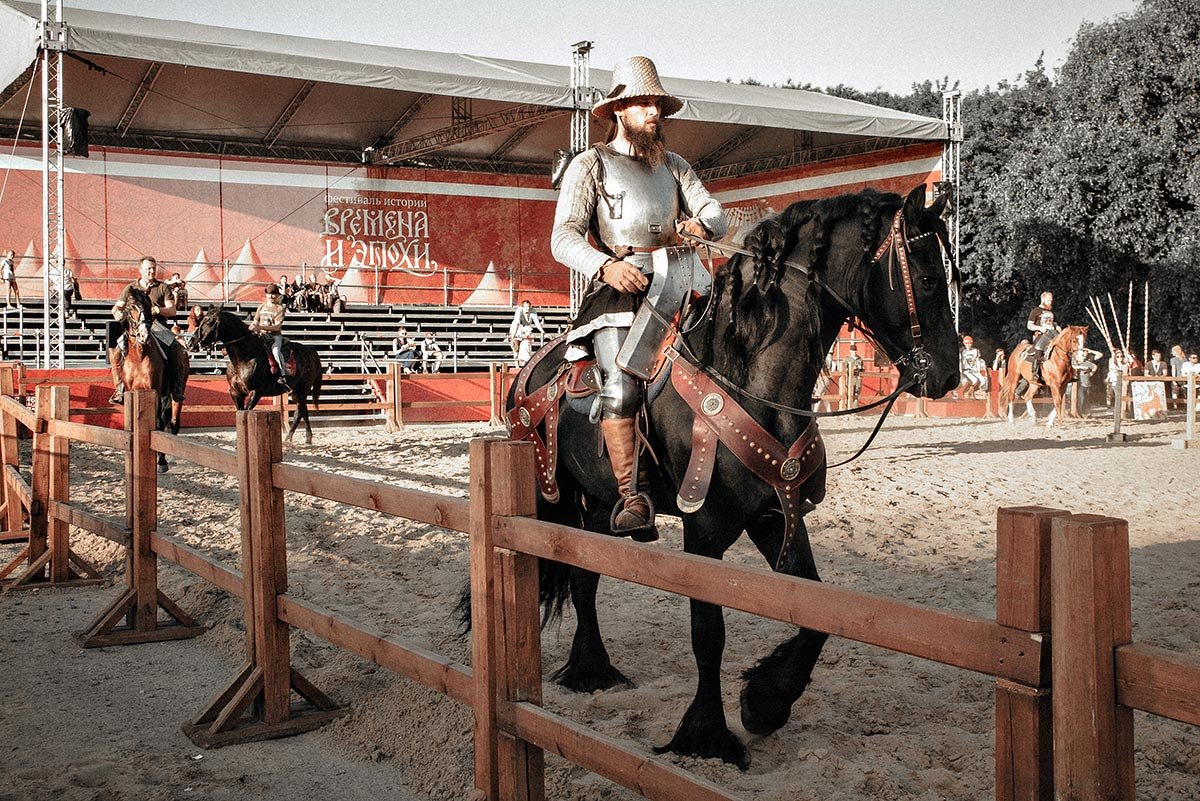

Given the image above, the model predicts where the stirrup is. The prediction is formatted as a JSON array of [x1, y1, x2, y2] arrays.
[[610, 491, 657, 541]]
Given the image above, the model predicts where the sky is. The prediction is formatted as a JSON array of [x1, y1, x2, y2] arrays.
[[66, 0, 1140, 95]]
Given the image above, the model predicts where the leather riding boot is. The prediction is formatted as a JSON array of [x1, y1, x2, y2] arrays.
[[107, 350, 125, 405], [600, 417, 657, 539]]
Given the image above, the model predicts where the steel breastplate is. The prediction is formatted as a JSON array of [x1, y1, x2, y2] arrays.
[[595, 148, 680, 251]]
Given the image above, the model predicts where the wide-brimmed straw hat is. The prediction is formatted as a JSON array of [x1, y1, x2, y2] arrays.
[[592, 56, 683, 121]]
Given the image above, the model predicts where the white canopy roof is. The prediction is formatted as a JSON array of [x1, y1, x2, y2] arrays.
[[0, 1, 946, 176]]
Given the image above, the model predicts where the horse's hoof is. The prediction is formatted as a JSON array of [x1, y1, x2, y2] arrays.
[[653, 713, 751, 770], [158, 462, 169, 474], [550, 659, 632, 693], [738, 681, 793, 736]]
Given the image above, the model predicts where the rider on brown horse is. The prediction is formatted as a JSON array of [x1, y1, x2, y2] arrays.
[[1025, 290, 1059, 378], [108, 256, 187, 405], [550, 55, 727, 538]]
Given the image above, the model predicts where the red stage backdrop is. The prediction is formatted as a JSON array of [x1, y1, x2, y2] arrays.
[[0, 142, 942, 306]]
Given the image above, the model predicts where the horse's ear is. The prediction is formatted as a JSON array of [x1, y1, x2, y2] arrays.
[[902, 184, 927, 221], [927, 190, 950, 220]]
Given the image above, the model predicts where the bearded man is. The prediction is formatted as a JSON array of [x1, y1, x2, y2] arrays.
[[550, 55, 727, 537]]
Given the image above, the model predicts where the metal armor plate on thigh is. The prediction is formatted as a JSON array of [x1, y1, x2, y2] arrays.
[[616, 246, 704, 380]]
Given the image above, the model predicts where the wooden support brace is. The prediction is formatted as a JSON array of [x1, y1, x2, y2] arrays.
[[79, 587, 208, 647], [182, 663, 344, 749]]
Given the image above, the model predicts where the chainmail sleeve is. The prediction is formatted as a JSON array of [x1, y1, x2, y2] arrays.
[[550, 149, 610, 280], [669, 152, 727, 240]]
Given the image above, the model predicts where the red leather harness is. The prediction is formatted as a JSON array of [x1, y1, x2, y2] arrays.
[[668, 350, 825, 569], [505, 333, 570, 503]]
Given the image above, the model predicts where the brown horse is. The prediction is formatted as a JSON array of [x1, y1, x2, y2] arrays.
[[998, 324, 1087, 426], [116, 287, 190, 471]]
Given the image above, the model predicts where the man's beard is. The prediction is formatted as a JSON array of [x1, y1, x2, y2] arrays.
[[626, 124, 667, 168]]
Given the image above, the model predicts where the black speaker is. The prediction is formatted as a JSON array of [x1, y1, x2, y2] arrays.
[[62, 107, 90, 157]]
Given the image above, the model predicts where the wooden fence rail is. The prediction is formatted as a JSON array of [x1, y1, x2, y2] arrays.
[[2, 384, 1198, 800]]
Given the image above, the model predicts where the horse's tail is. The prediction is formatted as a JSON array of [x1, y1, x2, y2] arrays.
[[455, 559, 574, 634]]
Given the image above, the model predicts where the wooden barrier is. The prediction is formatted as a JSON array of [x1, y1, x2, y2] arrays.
[[1, 380, 105, 589], [8, 382, 1200, 800], [80, 390, 206, 645]]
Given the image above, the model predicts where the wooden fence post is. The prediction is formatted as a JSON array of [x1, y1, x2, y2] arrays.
[[995, 506, 1064, 801], [1051, 514, 1135, 801], [393, 360, 405, 430], [183, 409, 343, 747], [984, 371, 999, 419], [469, 437, 540, 801], [0, 363, 19, 536], [1173, 373, 1196, 449], [385, 360, 403, 432], [82, 390, 205, 644]]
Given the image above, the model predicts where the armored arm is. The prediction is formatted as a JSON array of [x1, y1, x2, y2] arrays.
[[670, 153, 727, 241], [550, 150, 610, 279]]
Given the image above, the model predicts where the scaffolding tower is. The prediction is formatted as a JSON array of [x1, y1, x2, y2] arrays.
[[40, 0, 67, 368], [567, 41, 593, 316]]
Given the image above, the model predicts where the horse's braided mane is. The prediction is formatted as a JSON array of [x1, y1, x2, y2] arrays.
[[703, 189, 899, 384]]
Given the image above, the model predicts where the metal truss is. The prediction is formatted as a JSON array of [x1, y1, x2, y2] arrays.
[[568, 41, 594, 315], [693, 126, 760, 171], [262, 79, 315, 147], [377, 93, 433, 144], [489, 126, 533, 161], [371, 103, 568, 164], [41, 0, 66, 368], [115, 62, 161, 135], [696, 136, 914, 182]]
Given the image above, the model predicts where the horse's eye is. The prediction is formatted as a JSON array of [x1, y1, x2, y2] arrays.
[[920, 275, 940, 292]]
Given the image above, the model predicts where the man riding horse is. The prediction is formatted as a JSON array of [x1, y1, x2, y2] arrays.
[[108, 255, 188, 405], [550, 55, 727, 538], [1026, 290, 1059, 376]]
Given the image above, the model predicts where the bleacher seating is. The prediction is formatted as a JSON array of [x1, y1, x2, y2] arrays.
[[2, 298, 573, 373]]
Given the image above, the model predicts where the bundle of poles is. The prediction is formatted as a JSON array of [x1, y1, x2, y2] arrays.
[[1086, 280, 1150, 361]]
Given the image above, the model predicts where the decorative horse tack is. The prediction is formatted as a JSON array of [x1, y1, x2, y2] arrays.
[[506, 333, 570, 502], [668, 350, 826, 570]]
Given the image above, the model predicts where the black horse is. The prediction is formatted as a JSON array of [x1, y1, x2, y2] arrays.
[[494, 186, 960, 768], [192, 308, 324, 443], [115, 287, 189, 472]]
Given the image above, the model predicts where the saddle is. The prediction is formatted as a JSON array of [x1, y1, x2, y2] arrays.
[[508, 338, 827, 569], [260, 335, 295, 378]]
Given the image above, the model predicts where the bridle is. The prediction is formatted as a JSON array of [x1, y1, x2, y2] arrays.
[[677, 206, 947, 407], [671, 208, 949, 466]]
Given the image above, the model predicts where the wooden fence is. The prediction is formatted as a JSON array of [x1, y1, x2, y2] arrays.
[[1, 378, 1198, 800], [10, 361, 514, 429]]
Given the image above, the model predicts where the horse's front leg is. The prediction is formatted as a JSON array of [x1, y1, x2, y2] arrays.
[[739, 514, 828, 738], [654, 512, 750, 770], [1047, 381, 1063, 427]]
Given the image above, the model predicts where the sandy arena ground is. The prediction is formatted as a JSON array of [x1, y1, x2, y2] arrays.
[[2, 411, 1198, 801]]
